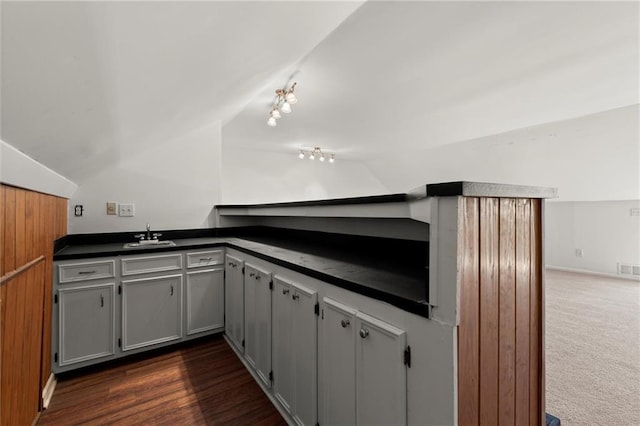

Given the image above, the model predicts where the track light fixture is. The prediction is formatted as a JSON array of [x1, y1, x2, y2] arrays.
[[267, 82, 297, 127], [297, 147, 335, 164]]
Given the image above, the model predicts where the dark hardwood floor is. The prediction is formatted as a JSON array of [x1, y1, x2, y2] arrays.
[[38, 335, 286, 425]]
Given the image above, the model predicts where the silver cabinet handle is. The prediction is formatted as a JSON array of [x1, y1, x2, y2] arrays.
[[282, 288, 290, 295], [200, 258, 213, 262], [170, 285, 174, 296], [341, 319, 350, 328], [359, 328, 369, 339], [255, 275, 261, 281], [292, 293, 299, 300], [78, 270, 96, 275], [100, 294, 104, 307], [249, 272, 255, 277]]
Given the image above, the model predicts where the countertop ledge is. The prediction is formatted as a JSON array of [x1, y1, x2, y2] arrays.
[[215, 181, 557, 210], [54, 236, 430, 318]]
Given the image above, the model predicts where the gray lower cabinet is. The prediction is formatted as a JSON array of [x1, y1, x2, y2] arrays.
[[224, 254, 245, 352], [244, 263, 272, 388], [322, 297, 358, 426], [272, 276, 318, 426], [54, 249, 225, 373], [58, 283, 116, 367], [186, 267, 224, 335], [122, 274, 183, 351], [355, 311, 407, 426], [322, 297, 408, 426]]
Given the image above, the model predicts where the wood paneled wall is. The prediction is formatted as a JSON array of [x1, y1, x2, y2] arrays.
[[0, 185, 67, 426], [457, 197, 544, 426]]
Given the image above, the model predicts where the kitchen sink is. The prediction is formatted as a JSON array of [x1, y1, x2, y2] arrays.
[[123, 240, 177, 249]]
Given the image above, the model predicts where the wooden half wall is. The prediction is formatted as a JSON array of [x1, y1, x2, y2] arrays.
[[0, 185, 68, 426], [457, 197, 544, 426]]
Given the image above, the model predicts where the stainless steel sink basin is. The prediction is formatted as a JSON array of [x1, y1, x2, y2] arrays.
[[123, 240, 176, 249]]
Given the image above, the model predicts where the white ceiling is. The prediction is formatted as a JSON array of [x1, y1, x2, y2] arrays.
[[224, 1, 639, 160], [0, 1, 364, 180], [2, 1, 638, 180]]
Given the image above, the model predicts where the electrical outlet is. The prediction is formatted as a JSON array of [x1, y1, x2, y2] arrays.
[[106, 202, 117, 215], [575, 248, 584, 258], [118, 203, 135, 217]]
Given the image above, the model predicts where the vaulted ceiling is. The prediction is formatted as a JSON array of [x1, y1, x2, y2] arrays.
[[2, 1, 638, 182], [0, 1, 364, 180]]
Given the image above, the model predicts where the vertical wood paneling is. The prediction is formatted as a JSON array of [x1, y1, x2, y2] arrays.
[[1, 185, 68, 425], [0, 187, 3, 424], [25, 191, 37, 262], [479, 198, 499, 426], [498, 198, 516, 426], [458, 196, 544, 426], [3, 188, 16, 273], [0, 186, 4, 277], [530, 200, 542, 426], [41, 194, 55, 394], [1, 262, 46, 426], [56, 197, 67, 238], [458, 197, 480, 426], [15, 190, 27, 267], [515, 199, 531, 425]]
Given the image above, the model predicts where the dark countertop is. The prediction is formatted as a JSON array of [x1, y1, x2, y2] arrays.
[[54, 234, 429, 318]]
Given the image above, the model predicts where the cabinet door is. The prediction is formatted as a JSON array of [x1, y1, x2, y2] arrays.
[[186, 268, 224, 335], [224, 255, 244, 352], [322, 297, 357, 426], [244, 264, 272, 388], [58, 283, 115, 366], [272, 277, 293, 414], [291, 283, 318, 426], [122, 274, 182, 351], [355, 312, 407, 426]]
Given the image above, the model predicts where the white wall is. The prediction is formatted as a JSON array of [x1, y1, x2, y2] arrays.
[[361, 105, 640, 275], [546, 200, 640, 277], [220, 147, 388, 204], [69, 121, 222, 234], [364, 105, 639, 202], [0, 140, 77, 198]]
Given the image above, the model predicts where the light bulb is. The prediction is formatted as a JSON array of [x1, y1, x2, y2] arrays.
[[309, 152, 315, 160], [298, 151, 305, 159], [286, 92, 297, 105], [267, 117, 277, 127], [271, 109, 281, 119], [281, 102, 292, 114], [319, 154, 325, 162], [329, 155, 335, 163]]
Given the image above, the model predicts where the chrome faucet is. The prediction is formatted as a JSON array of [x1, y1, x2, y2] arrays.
[[134, 223, 161, 241]]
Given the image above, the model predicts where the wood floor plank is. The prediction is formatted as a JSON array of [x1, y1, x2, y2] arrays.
[[38, 335, 285, 426]]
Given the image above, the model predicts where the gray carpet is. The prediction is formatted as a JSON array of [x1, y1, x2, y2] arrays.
[[545, 269, 640, 425]]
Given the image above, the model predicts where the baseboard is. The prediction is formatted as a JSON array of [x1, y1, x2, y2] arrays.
[[223, 335, 295, 426], [42, 373, 57, 409], [546, 265, 640, 282]]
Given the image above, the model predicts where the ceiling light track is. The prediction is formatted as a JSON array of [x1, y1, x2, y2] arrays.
[[267, 82, 297, 127], [298, 147, 335, 163]]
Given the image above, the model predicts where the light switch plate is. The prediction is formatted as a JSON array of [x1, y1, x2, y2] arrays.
[[106, 202, 117, 215], [118, 203, 135, 217]]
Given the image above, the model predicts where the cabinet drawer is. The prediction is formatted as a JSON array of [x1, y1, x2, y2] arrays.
[[59, 260, 116, 283], [186, 250, 224, 268], [122, 254, 182, 276]]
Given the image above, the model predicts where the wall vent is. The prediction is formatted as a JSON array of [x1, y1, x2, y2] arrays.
[[617, 263, 640, 277]]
